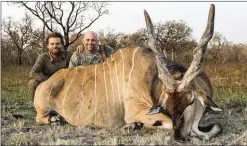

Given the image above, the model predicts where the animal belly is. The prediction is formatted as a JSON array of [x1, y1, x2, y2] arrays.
[[54, 84, 125, 127]]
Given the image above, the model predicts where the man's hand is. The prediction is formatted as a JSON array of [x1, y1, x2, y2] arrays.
[[76, 45, 84, 53]]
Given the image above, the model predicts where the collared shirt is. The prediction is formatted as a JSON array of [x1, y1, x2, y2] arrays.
[[69, 45, 115, 67], [30, 50, 72, 82]]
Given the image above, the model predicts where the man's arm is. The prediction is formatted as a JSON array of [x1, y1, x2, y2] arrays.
[[65, 51, 73, 67], [105, 45, 116, 57], [69, 52, 79, 68], [29, 55, 49, 82]]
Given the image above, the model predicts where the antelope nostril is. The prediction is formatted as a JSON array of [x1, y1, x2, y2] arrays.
[[153, 120, 162, 126]]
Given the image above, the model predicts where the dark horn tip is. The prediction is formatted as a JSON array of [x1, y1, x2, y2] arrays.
[[144, 9, 148, 16], [210, 4, 215, 11], [144, 10, 151, 23]]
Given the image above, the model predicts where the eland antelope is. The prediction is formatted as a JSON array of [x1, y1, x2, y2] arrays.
[[33, 4, 222, 141]]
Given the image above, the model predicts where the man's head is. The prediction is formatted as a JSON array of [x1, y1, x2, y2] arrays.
[[45, 32, 64, 55], [83, 31, 99, 53]]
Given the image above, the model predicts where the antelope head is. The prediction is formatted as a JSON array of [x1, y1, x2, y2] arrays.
[[145, 4, 222, 141]]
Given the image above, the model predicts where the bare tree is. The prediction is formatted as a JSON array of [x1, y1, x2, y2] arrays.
[[1, 37, 16, 65], [128, 28, 149, 48], [155, 20, 193, 61], [14, 2, 108, 50], [115, 20, 194, 61], [208, 32, 228, 62], [98, 28, 124, 49], [31, 28, 49, 53], [67, 33, 84, 52], [2, 13, 34, 65]]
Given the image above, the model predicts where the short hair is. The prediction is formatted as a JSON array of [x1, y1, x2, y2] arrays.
[[45, 32, 64, 46], [83, 31, 99, 41]]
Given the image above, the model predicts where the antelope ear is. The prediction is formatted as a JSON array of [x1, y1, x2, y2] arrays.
[[205, 96, 223, 112]]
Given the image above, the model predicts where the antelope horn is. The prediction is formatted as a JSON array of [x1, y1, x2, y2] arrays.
[[177, 4, 215, 92], [144, 10, 177, 92]]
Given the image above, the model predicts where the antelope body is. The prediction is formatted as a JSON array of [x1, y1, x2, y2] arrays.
[[34, 4, 222, 141], [35, 48, 165, 127]]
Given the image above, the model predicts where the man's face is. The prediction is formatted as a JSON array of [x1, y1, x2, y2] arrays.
[[83, 32, 99, 53], [47, 37, 62, 55]]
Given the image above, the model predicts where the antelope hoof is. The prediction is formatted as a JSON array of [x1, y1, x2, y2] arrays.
[[123, 122, 143, 134], [49, 115, 67, 126]]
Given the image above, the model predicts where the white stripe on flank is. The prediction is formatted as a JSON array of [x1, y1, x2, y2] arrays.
[[62, 67, 78, 115], [126, 48, 139, 115], [63, 69, 69, 77], [111, 55, 122, 113], [106, 58, 116, 116], [94, 64, 97, 125], [76, 68, 87, 122], [48, 69, 65, 102], [103, 62, 112, 126], [127, 48, 139, 92], [119, 49, 124, 93]]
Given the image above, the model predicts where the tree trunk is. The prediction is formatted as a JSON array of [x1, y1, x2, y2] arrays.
[[64, 33, 69, 51], [17, 50, 22, 65], [64, 44, 69, 51], [42, 23, 46, 53], [18, 55, 22, 65], [172, 46, 174, 61]]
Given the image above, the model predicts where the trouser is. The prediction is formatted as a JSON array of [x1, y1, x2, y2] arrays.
[[27, 79, 40, 103]]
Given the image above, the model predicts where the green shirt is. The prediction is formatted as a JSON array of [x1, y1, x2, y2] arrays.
[[30, 51, 72, 82], [69, 45, 115, 67]]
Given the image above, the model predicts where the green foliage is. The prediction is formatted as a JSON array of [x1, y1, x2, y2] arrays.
[[1, 66, 35, 127], [214, 88, 247, 108]]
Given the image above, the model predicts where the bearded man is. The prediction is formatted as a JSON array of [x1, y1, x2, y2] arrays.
[[28, 32, 72, 102]]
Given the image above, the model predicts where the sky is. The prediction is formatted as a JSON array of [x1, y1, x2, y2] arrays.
[[1, 1, 247, 44]]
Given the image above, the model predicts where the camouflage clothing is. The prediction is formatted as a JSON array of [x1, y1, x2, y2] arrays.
[[69, 45, 115, 67], [28, 50, 72, 102]]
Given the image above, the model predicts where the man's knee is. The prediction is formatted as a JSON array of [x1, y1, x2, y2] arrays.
[[28, 79, 40, 102], [28, 79, 40, 90]]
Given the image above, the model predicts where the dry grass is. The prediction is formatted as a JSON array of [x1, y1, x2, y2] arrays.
[[1, 63, 247, 145], [206, 62, 247, 92], [205, 62, 247, 108]]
